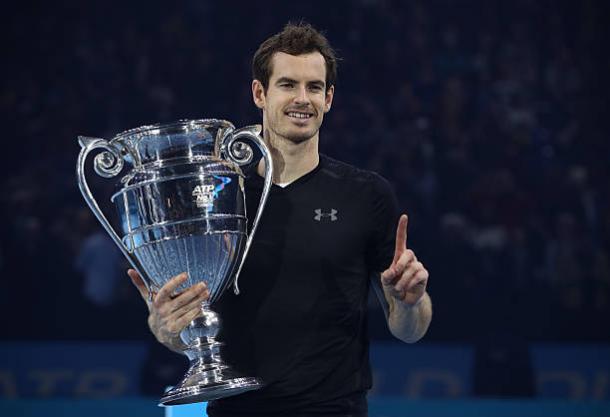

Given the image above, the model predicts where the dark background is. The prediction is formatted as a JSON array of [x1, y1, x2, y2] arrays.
[[1, 0, 608, 397]]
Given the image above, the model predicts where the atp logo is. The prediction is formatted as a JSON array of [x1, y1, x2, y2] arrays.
[[192, 184, 215, 208], [192, 176, 232, 209], [314, 209, 338, 222]]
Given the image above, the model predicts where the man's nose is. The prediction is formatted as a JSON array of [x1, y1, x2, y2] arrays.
[[293, 85, 309, 104]]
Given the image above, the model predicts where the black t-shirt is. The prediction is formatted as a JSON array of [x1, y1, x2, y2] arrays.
[[208, 154, 398, 416]]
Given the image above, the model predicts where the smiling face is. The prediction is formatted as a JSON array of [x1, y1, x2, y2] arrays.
[[252, 52, 334, 144]]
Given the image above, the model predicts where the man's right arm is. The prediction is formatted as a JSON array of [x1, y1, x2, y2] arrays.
[[127, 269, 210, 353]]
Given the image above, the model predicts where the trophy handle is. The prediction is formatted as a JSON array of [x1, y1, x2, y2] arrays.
[[76, 136, 153, 295], [222, 125, 273, 294]]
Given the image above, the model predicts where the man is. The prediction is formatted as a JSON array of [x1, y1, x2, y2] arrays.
[[128, 22, 432, 416]]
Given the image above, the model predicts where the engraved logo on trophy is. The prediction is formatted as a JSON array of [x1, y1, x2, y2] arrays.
[[192, 184, 215, 208], [77, 120, 273, 406]]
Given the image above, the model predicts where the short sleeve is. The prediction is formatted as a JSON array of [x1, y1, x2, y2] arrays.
[[365, 173, 400, 273], [364, 173, 399, 318]]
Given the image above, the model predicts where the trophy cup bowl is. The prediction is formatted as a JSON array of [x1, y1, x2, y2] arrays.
[[76, 119, 273, 406]]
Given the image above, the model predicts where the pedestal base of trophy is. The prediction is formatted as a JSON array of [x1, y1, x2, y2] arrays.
[[159, 371, 261, 406], [159, 339, 261, 406], [159, 308, 261, 406]]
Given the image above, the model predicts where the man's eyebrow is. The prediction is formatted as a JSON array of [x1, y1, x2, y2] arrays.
[[274, 77, 326, 87], [308, 80, 325, 88], [275, 77, 298, 84]]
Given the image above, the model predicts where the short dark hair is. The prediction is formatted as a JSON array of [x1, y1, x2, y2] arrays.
[[252, 22, 338, 92]]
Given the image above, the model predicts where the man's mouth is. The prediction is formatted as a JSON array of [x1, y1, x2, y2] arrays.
[[285, 111, 314, 120]]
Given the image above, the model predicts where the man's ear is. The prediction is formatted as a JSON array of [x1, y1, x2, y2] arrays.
[[324, 85, 335, 113], [252, 79, 266, 109]]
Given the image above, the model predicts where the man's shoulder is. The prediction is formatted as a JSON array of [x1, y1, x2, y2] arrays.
[[319, 154, 393, 191]]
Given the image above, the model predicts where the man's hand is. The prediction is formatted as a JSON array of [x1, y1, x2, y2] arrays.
[[127, 269, 209, 352], [381, 214, 429, 307]]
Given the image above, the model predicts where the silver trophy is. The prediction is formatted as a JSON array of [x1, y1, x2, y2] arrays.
[[76, 119, 273, 405]]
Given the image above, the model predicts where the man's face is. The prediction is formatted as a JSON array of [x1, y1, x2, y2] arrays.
[[252, 52, 334, 144]]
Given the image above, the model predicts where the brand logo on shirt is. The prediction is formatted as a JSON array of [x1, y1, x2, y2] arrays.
[[314, 209, 338, 221]]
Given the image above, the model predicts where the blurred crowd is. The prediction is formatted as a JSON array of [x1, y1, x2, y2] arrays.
[[2, 0, 608, 342]]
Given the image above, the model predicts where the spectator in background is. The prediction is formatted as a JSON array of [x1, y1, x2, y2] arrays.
[[74, 209, 124, 308]]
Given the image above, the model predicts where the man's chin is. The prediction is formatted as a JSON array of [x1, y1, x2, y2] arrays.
[[285, 134, 314, 144], [281, 128, 318, 144]]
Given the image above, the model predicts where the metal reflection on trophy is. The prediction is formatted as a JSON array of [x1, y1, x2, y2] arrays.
[[76, 119, 273, 406]]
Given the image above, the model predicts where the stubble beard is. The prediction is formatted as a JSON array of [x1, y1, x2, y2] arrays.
[[283, 130, 318, 144], [268, 116, 321, 145]]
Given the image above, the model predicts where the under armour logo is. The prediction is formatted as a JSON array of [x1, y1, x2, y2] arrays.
[[314, 209, 338, 221]]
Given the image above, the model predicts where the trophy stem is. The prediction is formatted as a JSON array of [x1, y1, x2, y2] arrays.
[[158, 303, 261, 406]]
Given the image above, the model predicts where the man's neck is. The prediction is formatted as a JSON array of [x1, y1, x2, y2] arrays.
[[256, 128, 320, 185]]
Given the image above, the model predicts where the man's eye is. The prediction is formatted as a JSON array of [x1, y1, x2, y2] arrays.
[[280, 83, 293, 88]]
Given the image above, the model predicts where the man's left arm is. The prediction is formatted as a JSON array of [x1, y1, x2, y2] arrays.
[[380, 214, 432, 343]]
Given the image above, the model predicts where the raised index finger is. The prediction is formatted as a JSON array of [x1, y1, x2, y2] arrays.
[[393, 214, 409, 263], [155, 272, 188, 303]]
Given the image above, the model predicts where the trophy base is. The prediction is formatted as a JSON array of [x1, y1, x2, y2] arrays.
[[160, 375, 261, 406], [160, 312, 262, 406]]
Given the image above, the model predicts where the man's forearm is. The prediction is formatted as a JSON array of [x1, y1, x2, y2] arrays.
[[384, 290, 432, 343]]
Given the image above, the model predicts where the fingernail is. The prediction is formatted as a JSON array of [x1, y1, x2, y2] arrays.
[[197, 282, 206, 290]]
